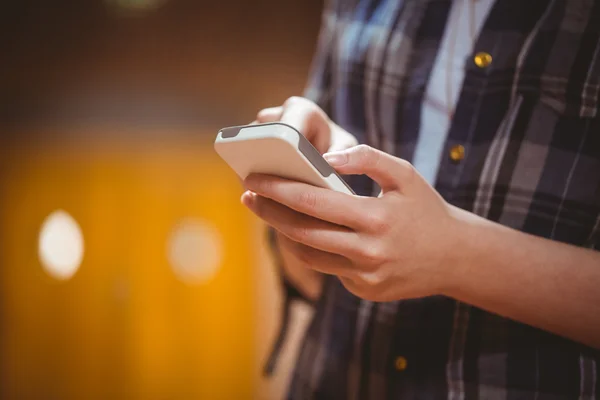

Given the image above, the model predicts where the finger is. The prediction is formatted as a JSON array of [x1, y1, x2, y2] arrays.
[[327, 124, 359, 152], [256, 104, 312, 135], [328, 138, 357, 152], [339, 276, 361, 295], [280, 98, 330, 154], [256, 106, 284, 123], [338, 276, 379, 301], [323, 145, 417, 193], [277, 235, 354, 278], [244, 174, 370, 230], [241, 191, 361, 257]]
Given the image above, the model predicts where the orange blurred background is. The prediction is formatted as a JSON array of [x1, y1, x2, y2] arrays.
[[0, 1, 322, 398]]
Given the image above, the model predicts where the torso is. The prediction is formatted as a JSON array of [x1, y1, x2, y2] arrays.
[[290, 0, 600, 399]]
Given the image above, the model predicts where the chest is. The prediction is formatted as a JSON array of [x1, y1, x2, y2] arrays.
[[328, 0, 600, 245], [329, 0, 600, 130]]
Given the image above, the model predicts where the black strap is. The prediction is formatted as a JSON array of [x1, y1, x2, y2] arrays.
[[263, 228, 315, 377]]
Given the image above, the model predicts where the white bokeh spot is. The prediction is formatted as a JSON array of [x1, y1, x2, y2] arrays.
[[167, 218, 223, 285], [38, 210, 84, 280]]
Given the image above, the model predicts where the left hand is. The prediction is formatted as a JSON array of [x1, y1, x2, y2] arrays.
[[241, 145, 464, 302]]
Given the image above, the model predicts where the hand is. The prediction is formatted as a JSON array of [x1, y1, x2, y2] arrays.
[[241, 97, 355, 190], [242, 145, 462, 302], [255, 96, 358, 154], [253, 97, 358, 301]]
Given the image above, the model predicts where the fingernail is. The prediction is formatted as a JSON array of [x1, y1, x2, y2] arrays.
[[241, 191, 256, 207], [323, 152, 348, 166]]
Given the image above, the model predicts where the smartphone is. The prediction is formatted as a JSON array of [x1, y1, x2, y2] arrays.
[[214, 122, 355, 195]]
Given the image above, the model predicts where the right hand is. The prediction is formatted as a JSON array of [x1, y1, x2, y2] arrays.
[[254, 96, 358, 301]]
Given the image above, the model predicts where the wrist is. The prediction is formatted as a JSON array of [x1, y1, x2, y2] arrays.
[[437, 204, 480, 298]]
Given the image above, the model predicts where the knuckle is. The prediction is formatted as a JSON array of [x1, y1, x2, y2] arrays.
[[256, 108, 268, 119], [253, 177, 273, 194], [358, 271, 384, 288], [354, 145, 378, 168], [298, 191, 320, 210], [284, 96, 302, 107], [368, 209, 391, 233], [288, 226, 311, 243], [397, 158, 417, 184], [359, 243, 385, 265], [354, 144, 372, 156], [341, 275, 387, 302]]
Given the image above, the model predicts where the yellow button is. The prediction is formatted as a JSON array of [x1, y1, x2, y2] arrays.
[[474, 52, 492, 68], [449, 144, 465, 162], [394, 356, 408, 371]]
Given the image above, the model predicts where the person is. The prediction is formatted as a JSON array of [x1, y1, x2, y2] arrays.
[[244, 0, 600, 398]]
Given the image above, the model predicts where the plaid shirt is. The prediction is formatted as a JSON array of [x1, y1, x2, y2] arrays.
[[271, 0, 600, 399]]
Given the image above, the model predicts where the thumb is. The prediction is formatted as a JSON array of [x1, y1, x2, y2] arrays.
[[323, 145, 416, 193]]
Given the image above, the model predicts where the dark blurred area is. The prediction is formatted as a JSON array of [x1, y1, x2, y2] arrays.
[[0, 0, 322, 133], [0, 0, 323, 398]]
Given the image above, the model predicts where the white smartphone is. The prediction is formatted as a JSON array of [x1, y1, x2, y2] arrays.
[[214, 122, 355, 195]]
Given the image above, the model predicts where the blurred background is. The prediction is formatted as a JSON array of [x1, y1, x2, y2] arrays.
[[0, 0, 323, 398]]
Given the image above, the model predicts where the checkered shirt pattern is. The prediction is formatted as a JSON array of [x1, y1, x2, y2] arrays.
[[282, 0, 600, 399]]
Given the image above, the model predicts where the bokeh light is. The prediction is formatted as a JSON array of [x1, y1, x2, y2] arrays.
[[167, 218, 223, 285], [38, 210, 85, 280], [106, 0, 168, 13], [2, 0, 321, 396]]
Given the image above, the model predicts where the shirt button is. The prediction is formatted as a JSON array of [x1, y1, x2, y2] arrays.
[[449, 144, 465, 162], [473, 51, 492, 68], [394, 356, 408, 371]]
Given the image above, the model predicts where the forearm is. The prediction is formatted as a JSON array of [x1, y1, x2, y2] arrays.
[[444, 206, 600, 349]]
